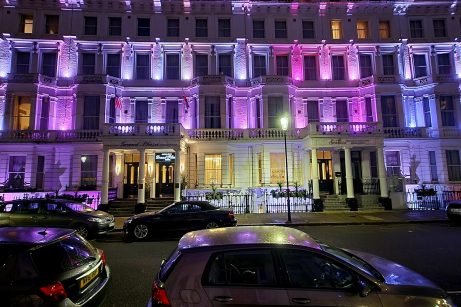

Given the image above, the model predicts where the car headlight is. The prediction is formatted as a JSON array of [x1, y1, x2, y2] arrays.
[[88, 217, 104, 223]]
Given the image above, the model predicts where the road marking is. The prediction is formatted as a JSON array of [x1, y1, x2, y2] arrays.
[[363, 215, 384, 221]]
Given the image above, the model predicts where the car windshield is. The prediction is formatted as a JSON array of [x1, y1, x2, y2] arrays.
[[321, 244, 384, 281], [62, 202, 94, 213]]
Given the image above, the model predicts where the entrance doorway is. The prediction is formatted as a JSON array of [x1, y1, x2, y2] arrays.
[[317, 151, 334, 194], [155, 153, 175, 198], [340, 151, 363, 195], [124, 162, 139, 198]]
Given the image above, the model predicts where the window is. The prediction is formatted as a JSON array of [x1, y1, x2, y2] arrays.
[[8, 156, 26, 189], [281, 249, 354, 289], [205, 96, 220, 128], [253, 20, 265, 38], [109, 17, 122, 36], [106, 54, 120, 77], [136, 54, 150, 80], [356, 20, 369, 39], [82, 53, 96, 75], [274, 20, 287, 38], [195, 54, 208, 77], [365, 97, 373, 122], [205, 250, 276, 286], [304, 55, 317, 81], [336, 99, 348, 122], [385, 151, 401, 176], [166, 54, 180, 80], [41, 53, 57, 77], [167, 19, 180, 37], [12, 96, 31, 130], [381, 96, 398, 127], [81, 155, 97, 187], [36, 156, 45, 190], [20, 15, 33, 34], [16, 52, 30, 74], [137, 18, 150, 36], [276, 55, 289, 76], [253, 55, 266, 78], [331, 20, 342, 39], [423, 96, 431, 127], [302, 21, 315, 39], [429, 151, 438, 182], [135, 100, 148, 123], [433, 19, 447, 38], [331, 55, 345, 80], [440, 96, 455, 126], [359, 54, 372, 78], [205, 154, 222, 185], [382, 54, 395, 75], [39, 96, 50, 130], [307, 100, 319, 123], [379, 21, 390, 39], [255, 97, 262, 129], [370, 151, 378, 178], [218, 54, 232, 77], [83, 96, 100, 130], [270, 153, 285, 184], [413, 54, 427, 78], [196, 19, 208, 37], [410, 20, 423, 38], [108, 97, 116, 124], [267, 96, 283, 128], [257, 153, 263, 184], [446, 150, 461, 181], [166, 100, 178, 124], [45, 15, 59, 34], [437, 53, 451, 75], [84, 17, 97, 35], [229, 154, 235, 187], [218, 19, 231, 37]]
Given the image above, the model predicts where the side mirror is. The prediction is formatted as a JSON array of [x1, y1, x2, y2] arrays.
[[357, 278, 373, 297]]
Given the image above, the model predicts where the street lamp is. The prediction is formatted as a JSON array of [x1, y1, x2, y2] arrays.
[[280, 116, 292, 223]]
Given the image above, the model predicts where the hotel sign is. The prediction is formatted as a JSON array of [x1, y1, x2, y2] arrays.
[[155, 153, 175, 162]]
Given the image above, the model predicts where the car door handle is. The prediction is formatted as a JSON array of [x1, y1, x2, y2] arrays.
[[213, 296, 233, 303], [291, 298, 311, 304]]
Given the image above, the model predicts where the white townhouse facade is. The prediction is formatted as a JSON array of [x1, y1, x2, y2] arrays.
[[0, 0, 461, 210]]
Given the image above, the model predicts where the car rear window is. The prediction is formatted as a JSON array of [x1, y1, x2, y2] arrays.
[[158, 248, 182, 282], [31, 234, 97, 276]]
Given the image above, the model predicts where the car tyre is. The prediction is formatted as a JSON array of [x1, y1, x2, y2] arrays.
[[206, 221, 219, 229], [133, 223, 149, 240], [75, 224, 90, 239]]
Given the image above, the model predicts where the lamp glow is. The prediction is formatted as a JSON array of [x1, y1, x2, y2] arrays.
[[81, 156, 87, 163], [280, 116, 289, 131]]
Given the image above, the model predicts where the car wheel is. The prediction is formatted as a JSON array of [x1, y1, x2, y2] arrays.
[[75, 225, 90, 238], [206, 221, 219, 229], [133, 223, 149, 240]]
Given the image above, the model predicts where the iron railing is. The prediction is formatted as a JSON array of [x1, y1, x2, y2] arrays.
[[183, 193, 253, 214], [406, 190, 461, 210]]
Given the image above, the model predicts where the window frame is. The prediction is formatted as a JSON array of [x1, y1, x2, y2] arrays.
[[413, 54, 427, 78], [433, 19, 447, 38], [409, 20, 424, 38], [253, 20, 265, 39], [195, 53, 209, 77], [41, 52, 57, 77], [195, 18, 208, 38], [436, 53, 451, 75], [302, 20, 315, 39], [253, 54, 267, 78], [303, 55, 317, 81], [135, 53, 151, 80], [379, 20, 390, 39], [165, 53, 180, 80], [381, 53, 395, 76], [80, 155, 98, 188], [276, 55, 289, 76], [45, 15, 59, 35], [20, 14, 34, 34], [274, 20, 287, 39], [106, 53, 121, 78], [331, 54, 345, 80], [446, 150, 461, 182], [108, 17, 122, 36], [84, 16, 97, 35], [356, 20, 369, 40], [137, 18, 150, 37], [15, 51, 30, 74], [218, 19, 231, 38], [167, 18, 180, 37], [331, 20, 343, 40], [204, 154, 222, 185], [359, 54, 373, 78]]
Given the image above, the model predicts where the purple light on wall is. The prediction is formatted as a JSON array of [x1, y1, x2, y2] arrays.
[[291, 42, 303, 81]]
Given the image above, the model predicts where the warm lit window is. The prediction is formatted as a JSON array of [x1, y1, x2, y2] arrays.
[[13, 96, 31, 130], [81, 155, 98, 188], [257, 153, 263, 185], [379, 21, 390, 39], [270, 153, 285, 185], [205, 154, 222, 185], [45, 15, 59, 34], [356, 20, 369, 39], [21, 15, 33, 34], [331, 20, 342, 39]]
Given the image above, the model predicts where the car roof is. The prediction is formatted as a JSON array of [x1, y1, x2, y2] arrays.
[[0, 227, 75, 246], [178, 226, 322, 251]]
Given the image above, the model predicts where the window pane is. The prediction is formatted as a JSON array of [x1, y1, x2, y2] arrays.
[[42, 53, 57, 77], [106, 54, 121, 78], [21, 15, 34, 34], [270, 153, 285, 184], [16, 52, 30, 74], [331, 20, 342, 39], [382, 54, 394, 75], [446, 150, 461, 181], [437, 53, 451, 75], [84, 17, 97, 35], [336, 99, 348, 122], [433, 19, 447, 37], [195, 54, 208, 77], [109, 17, 122, 36], [307, 100, 319, 123], [135, 100, 148, 123], [196, 19, 208, 37], [45, 15, 59, 34], [81, 155, 98, 187], [302, 21, 314, 39], [304, 56, 317, 81], [83, 96, 100, 129], [381, 96, 398, 127], [413, 54, 427, 78], [274, 21, 287, 38], [253, 55, 266, 77], [379, 21, 390, 39], [356, 20, 368, 39], [82, 53, 95, 75], [423, 96, 431, 127], [276, 55, 289, 76], [440, 96, 455, 126], [359, 54, 372, 78], [167, 19, 179, 37], [8, 156, 26, 188], [332, 55, 344, 80], [136, 54, 150, 80], [429, 151, 438, 182], [218, 19, 230, 37], [137, 18, 150, 36], [410, 20, 423, 38], [205, 154, 222, 185], [218, 54, 232, 77], [166, 54, 180, 80], [267, 96, 283, 128], [205, 96, 220, 128], [253, 20, 265, 38], [385, 151, 401, 176]]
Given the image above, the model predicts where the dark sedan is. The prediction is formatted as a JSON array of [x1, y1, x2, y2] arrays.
[[0, 198, 115, 238], [123, 201, 237, 240], [446, 200, 461, 224], [0, 227, 110, 307]]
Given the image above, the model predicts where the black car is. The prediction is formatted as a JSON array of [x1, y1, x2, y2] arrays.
[[123, 201, 237, 240], [0, 227, 110, 306], [0, 198, 115, 238], [446, 200, 461, 224]]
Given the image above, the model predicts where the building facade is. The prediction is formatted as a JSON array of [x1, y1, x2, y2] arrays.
[[0, 0, 460, 210]]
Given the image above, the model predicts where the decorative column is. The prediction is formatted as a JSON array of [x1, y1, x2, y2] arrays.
[[319, 42, 331, 80], [115, 153, 124, 199], [210, 45, 217, 75], [347, 43, 359, 80], [303, 150, 311, 191], [58, 36, 77, 78], [399, 39, 412, 80], [377, 147, 389, 198], [147, 153, 156, 199], [268, 46, 275, 75], [136, 148, 146, 211], [375, 46, 383, 76], [291, 41, 303, 81], [311, 148, 323, 211], [344, 147, 357, 211], [234, 38, 247, 80], [0, 35, 11, 78], [181, 39, 193, 80], [122, 40, 134, 80], [429, 46, 438, 77], [174, 149, 182, 201], [96, 43, 103, 74], [100, 148, 110, 211], [453, 43, 461, 77], [31, 42, 39, 73], [152, 39, 163, 80]]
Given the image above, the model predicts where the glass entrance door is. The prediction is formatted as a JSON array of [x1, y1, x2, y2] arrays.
[[124, 162, 139, 198], [317, 151, 333, 194], [155, 153, 175, 198]]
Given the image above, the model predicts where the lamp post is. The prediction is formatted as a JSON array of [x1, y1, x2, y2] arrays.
[[280, 116, 292, 223]]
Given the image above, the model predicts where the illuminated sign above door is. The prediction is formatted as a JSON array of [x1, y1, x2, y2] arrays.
[[155, 153, 175, 162]]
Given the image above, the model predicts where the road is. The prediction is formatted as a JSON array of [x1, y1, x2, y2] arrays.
[[92, 223, 461, 307]]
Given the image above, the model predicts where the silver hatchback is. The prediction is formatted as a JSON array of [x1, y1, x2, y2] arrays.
[[149, 226, 454, 307]]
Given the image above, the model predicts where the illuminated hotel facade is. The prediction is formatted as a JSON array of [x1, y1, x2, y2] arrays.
[[0, 0, 460, 210]]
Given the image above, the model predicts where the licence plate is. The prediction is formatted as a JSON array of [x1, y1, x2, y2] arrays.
[[79, 266, 100, 289]]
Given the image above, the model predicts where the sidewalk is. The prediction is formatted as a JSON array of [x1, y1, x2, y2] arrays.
[[113, 209, 448, 230]]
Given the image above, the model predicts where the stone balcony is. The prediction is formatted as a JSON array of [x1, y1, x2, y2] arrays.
[[0, 130, 101, 142]]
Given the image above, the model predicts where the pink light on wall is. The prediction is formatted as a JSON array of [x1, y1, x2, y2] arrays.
[[291, 42, 303, 81]]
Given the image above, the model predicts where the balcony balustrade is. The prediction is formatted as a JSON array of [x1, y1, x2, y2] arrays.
[[0, 130, 101, 142], [383, 127, 426, 138], [359, 76, 374, 87], [191, 75, 235, 86], [250, 75, 293, 87], [376, 75, 397, 83], [7, 73, 39, 83], [309, 122, 380, 136], [103, 123, 183, 137]]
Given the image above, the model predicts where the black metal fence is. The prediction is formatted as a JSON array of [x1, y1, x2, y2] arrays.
[[264, 194, 313, 213], [183, 194, 253, 214], [406, 190, 461, 210]]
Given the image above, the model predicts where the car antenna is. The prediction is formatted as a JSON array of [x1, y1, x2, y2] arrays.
[[38, 228, 48, 236]]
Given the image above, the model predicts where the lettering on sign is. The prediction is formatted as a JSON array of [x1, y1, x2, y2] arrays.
[[155, 153, 175, 162]]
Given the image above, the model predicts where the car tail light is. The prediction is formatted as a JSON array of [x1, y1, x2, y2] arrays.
[[99, 249, 107, 265], [39, 281, 67, 302], [152, 280, 170, 306]]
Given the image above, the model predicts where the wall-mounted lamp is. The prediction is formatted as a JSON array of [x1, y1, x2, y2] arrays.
[[148, 165, 153, 177], [180, 163, 184, 174], [115, 165, 121, 176], [80, 156, 87, 163]]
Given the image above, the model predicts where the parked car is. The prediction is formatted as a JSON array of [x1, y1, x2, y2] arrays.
[[0, 227, 110, 306], [0, 198, 115, 238], [446, 200, 461, 224], [148, 225, 454, 307], [124, 201, 237, 240]]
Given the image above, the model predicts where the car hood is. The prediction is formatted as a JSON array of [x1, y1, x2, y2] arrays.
[[82, 210, 113, 219], [129, 211, 158, 220], [344, 249, 439, 288]]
